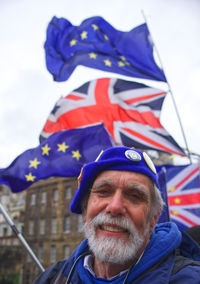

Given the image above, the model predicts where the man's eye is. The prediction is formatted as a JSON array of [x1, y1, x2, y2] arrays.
[[98, 189, 109, 194], [129, 193, 147, 202], [92, 188, 110, 195], [131, 194, 140, 199]]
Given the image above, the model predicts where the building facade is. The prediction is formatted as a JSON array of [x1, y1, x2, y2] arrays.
[[22, 177, 84, 283], [0, 185, 25, 283]]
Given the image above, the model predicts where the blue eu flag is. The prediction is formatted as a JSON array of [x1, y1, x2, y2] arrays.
[[44, 16, 166, 82], [0, 124, 114, 193]]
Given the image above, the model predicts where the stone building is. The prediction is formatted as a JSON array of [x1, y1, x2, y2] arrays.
[[22, 177, 84, 283], [0, 185, 25, 283]]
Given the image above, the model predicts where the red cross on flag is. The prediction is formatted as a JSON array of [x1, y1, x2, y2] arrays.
[[40, 77, 185, 156], [165, 163, 200, 230]]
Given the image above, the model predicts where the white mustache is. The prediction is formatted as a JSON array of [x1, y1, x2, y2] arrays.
[[89, 212, 136, 236]]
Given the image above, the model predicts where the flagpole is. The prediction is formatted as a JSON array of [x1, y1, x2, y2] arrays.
[[0, 201, 45, 273], [141, 10, 192, 163]]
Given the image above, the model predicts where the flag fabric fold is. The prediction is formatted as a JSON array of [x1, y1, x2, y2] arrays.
[[44, 16, 166, 82], [157, 167, 170, 223], [157, 164, 200, 230], [40, 77, 185, 156], [0, 124, 114, 193]]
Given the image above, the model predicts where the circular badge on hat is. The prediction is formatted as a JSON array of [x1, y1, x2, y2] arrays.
[[143, 152, 157, 174], [125, 150, 141, 162]]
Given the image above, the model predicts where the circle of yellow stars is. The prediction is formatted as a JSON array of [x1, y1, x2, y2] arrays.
[[24, 141, 82, 182], [68, 24, 131, 69]]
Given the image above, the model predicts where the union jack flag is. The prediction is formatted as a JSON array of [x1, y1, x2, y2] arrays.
[[40, 77, 185, 156], [165, 163, 200, 230]]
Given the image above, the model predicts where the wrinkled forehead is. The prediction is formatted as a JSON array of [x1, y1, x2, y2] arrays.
[[92, 170, 154, 195], [94, 169, 153, 184]]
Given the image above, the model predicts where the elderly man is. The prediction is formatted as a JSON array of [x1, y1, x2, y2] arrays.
[[34, 147, 200, 283]]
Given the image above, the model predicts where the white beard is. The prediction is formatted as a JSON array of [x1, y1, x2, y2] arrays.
[[84, 212, 150, 264]]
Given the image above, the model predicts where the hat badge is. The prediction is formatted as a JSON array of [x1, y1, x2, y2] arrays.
[[143, 152, 157, 174], [125, 150, 141, 162]]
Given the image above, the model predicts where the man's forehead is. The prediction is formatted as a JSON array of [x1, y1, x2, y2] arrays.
[[93, 170, 153, 187], [91, 171, 152, 202]]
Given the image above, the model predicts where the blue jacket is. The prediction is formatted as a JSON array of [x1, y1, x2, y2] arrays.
[[34, 222, 200, 283]]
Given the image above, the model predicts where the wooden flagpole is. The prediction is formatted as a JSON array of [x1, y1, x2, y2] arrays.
[[141, 10, 192, 163]]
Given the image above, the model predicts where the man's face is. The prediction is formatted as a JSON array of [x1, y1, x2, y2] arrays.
[[83, 170, 157, 264]]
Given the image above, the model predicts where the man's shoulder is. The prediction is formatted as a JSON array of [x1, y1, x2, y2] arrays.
[[33, 259, 66, 283], [33, 245, 81, 283], [172, 250, 200, 275], [170, 254, 200, 283], [170, 230, 200, 281]]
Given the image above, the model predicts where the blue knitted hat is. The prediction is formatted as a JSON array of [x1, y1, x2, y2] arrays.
[[70, 146, 159, 214]]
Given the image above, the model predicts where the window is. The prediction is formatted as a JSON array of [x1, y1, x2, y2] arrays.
[[65, 186, 72, 199], [39, 246, 44, 262], [64, 216, 70, 233], [51, 245, 56, 263], [16, 194, 24, 206], [53, 189, 58, 202], [27, 253, 32, 263], [7, 226, 12, 236], [51, 218, 57, 234], [63, 245, 70, 259], [3, 226, 8, 236], [29, 221, 34, 235], [30, 193, 36, 205], [77, 215, 84, 233], [40, 220, 45, 235], [20, 224, 24, 234], [13, 239, 19, 246], [41, 192, 47, 204]]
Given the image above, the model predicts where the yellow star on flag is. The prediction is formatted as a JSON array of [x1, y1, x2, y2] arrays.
[[104, 34, 109, 41], [25, 173, 36, 182], [81, 31, 87, 39], [89, 52, 97, 59], [92, 24, 99, 30], [172, 210, 179, 216], [120, 56, 126, 61], [70, 39, 77, 46], [29, 158, 41, 169], [170, 186, 176, 192], [174, 198, 181, 204], [72, 150, 82, 161], [104, 59, 112, 67], [41, 144, 51, 156], [57, 142, 69, 153], [118, 61, 125, 67]]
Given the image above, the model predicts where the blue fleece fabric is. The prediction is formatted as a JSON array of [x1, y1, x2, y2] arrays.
[[33, 222, 200, 283], [62, 222, 182, 283]]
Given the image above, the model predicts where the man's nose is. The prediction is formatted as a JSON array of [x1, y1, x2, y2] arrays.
[[105, 191, 126, 216]]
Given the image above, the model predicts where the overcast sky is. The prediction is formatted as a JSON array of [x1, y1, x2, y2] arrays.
[[0, 0, 200, 168]]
